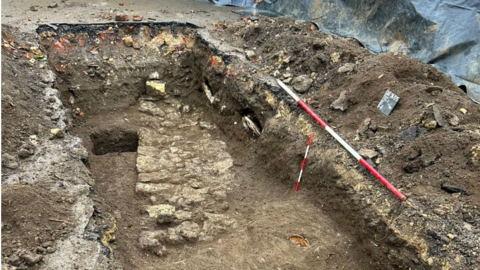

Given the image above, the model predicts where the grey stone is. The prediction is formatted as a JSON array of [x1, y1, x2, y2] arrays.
[[338, 63, 355, 73], [20, 251, 43, 265], [330, 90, 348, 111], [358, 148, 378, 159], [176, 221, 200, 241], [2, 153, 19, 169], [138, 231, 167, 250], [400, 126, 419, 139], [432, 105, 448, 127], [138, 101, 165, 117], [292, 75, 313, 93], [18, 149, 32, 159], [148, 71, 160, 80]]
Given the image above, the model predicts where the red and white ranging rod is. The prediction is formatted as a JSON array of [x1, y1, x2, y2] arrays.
[[296, 133, 313, 192], [277, 80, 406, 201]]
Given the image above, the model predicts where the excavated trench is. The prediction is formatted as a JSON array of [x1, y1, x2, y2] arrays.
[[36, 23, 426, 269]]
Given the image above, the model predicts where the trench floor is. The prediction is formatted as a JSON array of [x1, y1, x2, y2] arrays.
[[73, 97, 379, 270]]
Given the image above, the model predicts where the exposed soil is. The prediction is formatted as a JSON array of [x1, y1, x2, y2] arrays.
[[1, 9, 480, 270]]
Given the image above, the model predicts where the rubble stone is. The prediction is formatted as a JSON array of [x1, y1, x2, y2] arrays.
[[291, 75, 313, 93], [338, 63, 355, 73]]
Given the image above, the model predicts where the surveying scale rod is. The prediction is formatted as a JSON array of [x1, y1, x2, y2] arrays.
[[277, 80, 406, 201]]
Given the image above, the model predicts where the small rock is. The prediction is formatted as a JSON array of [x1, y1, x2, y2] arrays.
[[460, 108, 467, 114], [432, 105, 448, 127], [146, 81, 166, 97], [245, 50, 256, 60], [50, 128, 64, 139], [18, 149, 32, 159], [30, 5, 39, 11], [358, 148, 378, 159], [199, 121, 215, 130], [46, 247, 56, 254], [175, 221, 200, 241], [272, 70, 280, 77], [330, 90, 348, 111], [36, 247, 46, 254], [9, 254, 21, 266], [41, 241, 53, 248], [249, 15, 259, 21], [123, 36, 133, 47], [115, 13, 129, 21], [424, 119, 437, 129], [447, 233, 456, 240], [148, 71, 160, 80], [282, 73, 292, 78], [182, 105, 190, 113], [138, 231, 167, 250], [145, 204, 175, 219], [447, 114, 459, 126], [283, 77, 292, 84], [20, 252, 43, 265], [400, 126, 419, 139], [2, 153, 19, 169], [291, 75, 313, 93], [338, 63, 355, 73], [47, 3, 58, 8], [174, 210, 192, 222]]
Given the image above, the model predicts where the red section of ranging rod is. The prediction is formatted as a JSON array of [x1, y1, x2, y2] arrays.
[[295, 133, 313, 192], [277, 80, 406, 201]]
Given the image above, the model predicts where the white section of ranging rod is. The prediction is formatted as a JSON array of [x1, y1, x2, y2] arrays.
[[304, 145, 310, 159], [277, 80, 300, 102], [325, 126, 362, 160], [297, 170, 303, 183]]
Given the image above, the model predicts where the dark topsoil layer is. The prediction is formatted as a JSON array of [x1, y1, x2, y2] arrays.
[[210, 16, 480, 268]]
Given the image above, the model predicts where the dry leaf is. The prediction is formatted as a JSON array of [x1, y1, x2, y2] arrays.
[[253, 57, 258, 62], [25, 52, 33, 59], [289, 235, 309, 247], [59, 64, 66, 71], [182, 37, 189, 44]]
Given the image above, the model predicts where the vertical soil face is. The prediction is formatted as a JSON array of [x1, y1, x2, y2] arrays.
[[90, 128, 139, 155]]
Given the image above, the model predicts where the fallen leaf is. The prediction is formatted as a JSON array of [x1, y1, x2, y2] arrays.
[[79, 111, 84, 116], [182, 37, 189, 44], [289, 235, 309, 247], [253, 57, 258, 62], [59, 64, 66, 71], [25, 52, 33, 59], [90, 46, 99, 51], [310, 24, 315, 31], [99, 33, 106, 40]]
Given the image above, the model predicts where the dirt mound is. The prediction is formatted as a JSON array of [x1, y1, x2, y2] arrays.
[[212, 16, 480, 268]]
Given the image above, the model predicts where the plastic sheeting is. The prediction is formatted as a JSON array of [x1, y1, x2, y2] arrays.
[[202, 0, 480, 103]]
